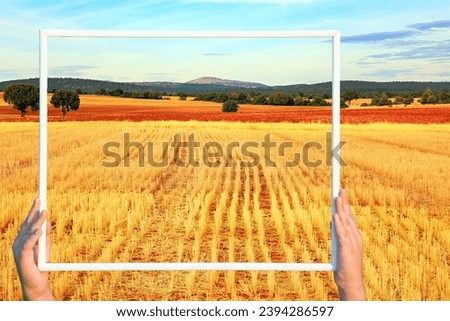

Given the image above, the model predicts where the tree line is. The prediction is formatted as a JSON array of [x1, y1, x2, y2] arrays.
[[2, 78, 449, 97], [359, 88, 450, 106], [2, 83, 450, 117], [420, 88, 450, 104], [87, 87, 333, 106], [94, 87, 450, 108], [95, 88, 163, 99], [194, 91, 332, 106]]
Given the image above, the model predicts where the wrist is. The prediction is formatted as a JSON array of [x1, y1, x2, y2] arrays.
[[23, 285, 55, 301], [338, 285, 367, 301]]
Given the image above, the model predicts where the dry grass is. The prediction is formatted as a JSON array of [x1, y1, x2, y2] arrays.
[[0, 121, 449, 300]]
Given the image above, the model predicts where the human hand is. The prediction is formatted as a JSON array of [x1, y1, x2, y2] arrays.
[[12, 198, 54, 300], [333, 189, 367, 300]]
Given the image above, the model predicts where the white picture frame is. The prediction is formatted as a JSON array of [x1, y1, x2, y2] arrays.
[[38, 29, 340, 272]]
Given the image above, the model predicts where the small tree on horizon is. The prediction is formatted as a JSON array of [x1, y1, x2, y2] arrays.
[[268, 91, 294, 106], [222, 99, 239, 113], [3, 84, 39, 117], [178, 92, 188, 101], [419, 88, 437, 104], [342, 89, 359, 107], [50, 89, 80, 116], [371, 92, 391, 106]]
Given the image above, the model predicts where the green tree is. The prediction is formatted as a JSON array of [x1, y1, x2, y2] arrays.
[[312, 95, 331, 106], [420, 88, 437, 104], [3, 84, 39, 117], [371, 92, 390, 106], [144, 89, 162, 100], [403, 96, 414, 105], [178, 92, 188, 101], [393, 93, 414, 106], [50, 89, 80, 116], [109, 88, 124, 97], [294, 95, 310, 106], [268, 91, 294, 106], [222, 100, 239, 113], [237, 92, 248, 104], [438, 90, 450, 103], [213, 93, 229, 103], [96, 88, 107, 95], [342, 89, 359, 107], [254, 94, 268, 105]]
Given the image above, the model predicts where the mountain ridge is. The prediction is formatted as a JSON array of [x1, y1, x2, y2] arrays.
[[1, 77, 449, 96], [185, 77, 268, 88]]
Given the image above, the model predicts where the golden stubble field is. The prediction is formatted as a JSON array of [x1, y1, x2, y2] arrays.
[[1, 119, 449, 301]]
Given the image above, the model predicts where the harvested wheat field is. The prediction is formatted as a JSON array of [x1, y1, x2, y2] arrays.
[[1, 120, 449, 300], [1, 94, 450, 123]]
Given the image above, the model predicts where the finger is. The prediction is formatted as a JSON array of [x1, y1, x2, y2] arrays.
[[336, 195, 343, 214], [333, 214, 342, 238], [32, 210, 47, 232], [333, 214, 348, 247], [341, 197, 359, 235], [344, 192, 357, 223], [335, 201, 358, 235], [339, 189, 352, 217], [22, 228, 43, 252], [16, 205, 39, 244], [24, 198, 41, 225], [21, 210, 48, 247], [336, 195, 349, 227]]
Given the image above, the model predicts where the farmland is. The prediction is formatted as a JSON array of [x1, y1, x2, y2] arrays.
[[0, 95, 449, 300], [1, 94, 450, 123]]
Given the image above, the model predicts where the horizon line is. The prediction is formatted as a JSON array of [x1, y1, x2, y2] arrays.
[[1, 76, 450, 87]]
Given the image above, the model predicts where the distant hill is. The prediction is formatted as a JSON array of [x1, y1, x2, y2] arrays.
[[0, 77, 449, 96], [0, 77, 265, 95], [0, 78, 152, 94], [186, 77, 268, 88]]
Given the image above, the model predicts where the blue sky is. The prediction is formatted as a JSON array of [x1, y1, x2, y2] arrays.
[[1, 0, 450, 84]]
